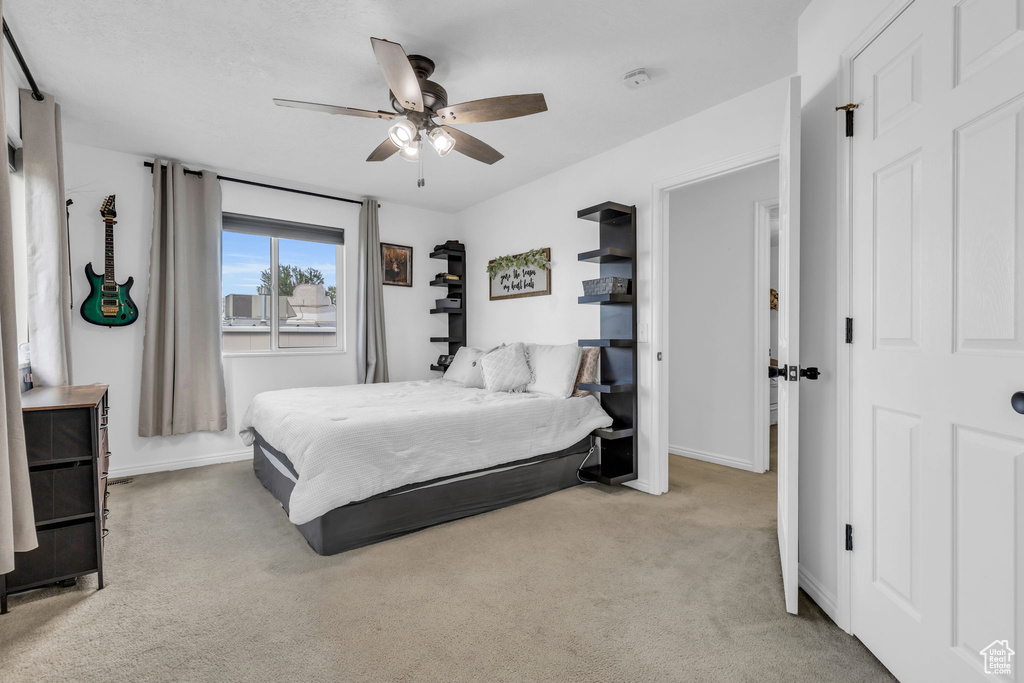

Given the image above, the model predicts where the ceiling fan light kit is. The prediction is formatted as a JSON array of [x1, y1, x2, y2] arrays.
[[398, 138, 421, 163], [274, 36, 548, 186], [388, 118, 418, 148], [427, 127, 455, 157]]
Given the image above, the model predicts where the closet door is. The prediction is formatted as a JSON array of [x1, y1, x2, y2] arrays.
[[848, 1, 1024, 680]]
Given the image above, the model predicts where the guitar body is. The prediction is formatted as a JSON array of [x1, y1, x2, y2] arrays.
[[81, 262, 138, 327]]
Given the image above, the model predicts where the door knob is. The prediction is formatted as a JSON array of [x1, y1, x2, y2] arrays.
[[769, 365, 821, 381], [800, 366, 821, 380], [1012, 392, 1024, 414]]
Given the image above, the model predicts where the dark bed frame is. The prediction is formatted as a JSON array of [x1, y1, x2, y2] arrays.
[[251, 432, 594, 556]]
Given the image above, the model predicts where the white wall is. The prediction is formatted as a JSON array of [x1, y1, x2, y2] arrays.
[[378, 205, 459, 382], [794, 0, 896, 626], [456, 77, 791, 492], [59, 142, 450, 476], [668, 160, 778, 471]]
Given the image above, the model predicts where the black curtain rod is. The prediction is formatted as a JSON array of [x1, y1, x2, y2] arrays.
[[143, 161, 368, 206], [3, 18, 43, 101]]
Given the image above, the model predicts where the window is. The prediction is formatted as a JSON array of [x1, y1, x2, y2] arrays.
[[221, 213, 344, 354]]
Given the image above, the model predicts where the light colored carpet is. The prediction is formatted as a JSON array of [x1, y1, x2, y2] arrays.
[[0, 450, 893, 682]]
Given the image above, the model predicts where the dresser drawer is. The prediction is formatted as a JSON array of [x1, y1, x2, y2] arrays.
[[23, 408, 95, 463], [6, 521, 98, 589], [29, 461, 95, 523]]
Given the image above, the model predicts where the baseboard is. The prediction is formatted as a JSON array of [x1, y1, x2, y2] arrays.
[[108, 449, 253, 478], [623, 478, 652, 494], [798, 565, 839, 623], [669, 445, 759, 473]]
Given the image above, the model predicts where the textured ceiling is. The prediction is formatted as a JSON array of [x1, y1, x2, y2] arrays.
[[7, 0, 809, 213]]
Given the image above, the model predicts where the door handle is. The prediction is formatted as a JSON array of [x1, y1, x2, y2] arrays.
[[800, 366, 820, 380], [1012, 392, 1024, 414], [769, 365, 821, 381]]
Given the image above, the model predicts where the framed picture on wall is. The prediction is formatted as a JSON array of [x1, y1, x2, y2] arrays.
[[488, 247, 551, 301], [381, 243, 413, 287]]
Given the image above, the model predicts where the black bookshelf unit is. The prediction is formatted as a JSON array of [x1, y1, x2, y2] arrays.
[[429, 243, 466, 373], [577, 201, 638, 485]]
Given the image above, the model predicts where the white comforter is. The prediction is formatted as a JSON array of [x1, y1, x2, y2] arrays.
[[239, 379, 612, 524]]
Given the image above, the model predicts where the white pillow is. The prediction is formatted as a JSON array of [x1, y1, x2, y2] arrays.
[[526, 343, 583, 398], [480, 342, 534, 393], [444, 346, 488, 388]]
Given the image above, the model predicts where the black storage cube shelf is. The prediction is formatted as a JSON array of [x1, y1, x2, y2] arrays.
[[429, 243, 467, 371], [576, 202, 638, 485]]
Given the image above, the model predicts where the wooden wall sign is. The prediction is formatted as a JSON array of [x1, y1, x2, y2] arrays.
[[488, 247, 551, 301]]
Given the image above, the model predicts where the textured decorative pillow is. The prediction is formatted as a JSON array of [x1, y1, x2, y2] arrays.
[[444, 347, 483, 387], [481, 342, 534, 393], [445, 346, 503, 389], [526, 343, 583, 398], [572, 347, 601, 397]]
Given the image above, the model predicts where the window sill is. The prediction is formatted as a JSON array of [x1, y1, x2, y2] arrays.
[[223, 349, 347, 359]]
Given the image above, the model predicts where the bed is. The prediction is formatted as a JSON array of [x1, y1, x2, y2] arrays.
[[240, 379, 612, 555]]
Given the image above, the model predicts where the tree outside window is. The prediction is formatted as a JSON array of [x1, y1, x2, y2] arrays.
[[260, 265, 338, 303]]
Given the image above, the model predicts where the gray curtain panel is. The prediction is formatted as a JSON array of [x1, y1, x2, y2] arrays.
[[0, 8, 38, 573], [21, 89, 73, 387], [138, 161, 227, 437], [356, 198, 388, 383]]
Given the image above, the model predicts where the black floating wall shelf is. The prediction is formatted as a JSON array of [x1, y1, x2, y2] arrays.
[[576, 201, 638, 486], [578, 294, 634, 305], [577, 247, 635, 263], [578, 339, 635, 347], [429, 244, 466, 372]]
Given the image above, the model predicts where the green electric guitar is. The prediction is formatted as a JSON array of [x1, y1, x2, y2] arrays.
[[81, 195, 139, 327]]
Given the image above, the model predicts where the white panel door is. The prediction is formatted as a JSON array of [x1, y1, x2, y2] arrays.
[[849, 1, 1024, 681], [778, 75, 801, 616]]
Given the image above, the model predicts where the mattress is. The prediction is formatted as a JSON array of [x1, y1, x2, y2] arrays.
[[239, 379, 612, 524], [251, 434, 594, 555], [258, 439, 560, 494]]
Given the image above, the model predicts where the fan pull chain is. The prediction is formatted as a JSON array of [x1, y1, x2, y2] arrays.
[[417, 156, 425, 188]]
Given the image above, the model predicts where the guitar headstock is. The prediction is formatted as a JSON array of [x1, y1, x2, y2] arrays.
[[100, 195, 117, 221]]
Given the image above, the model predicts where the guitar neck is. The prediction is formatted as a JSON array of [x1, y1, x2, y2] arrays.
[[103, 219, 116, 286]]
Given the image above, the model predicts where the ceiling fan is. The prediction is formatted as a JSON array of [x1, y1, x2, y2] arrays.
[[274, 37, 547, 175]]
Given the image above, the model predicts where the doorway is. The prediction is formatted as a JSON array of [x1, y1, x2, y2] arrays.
[[666, 161, 779, 474], [650, 73, 803, 615]]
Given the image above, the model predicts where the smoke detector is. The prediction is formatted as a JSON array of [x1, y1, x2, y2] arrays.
[[622, 68, 651, 90]]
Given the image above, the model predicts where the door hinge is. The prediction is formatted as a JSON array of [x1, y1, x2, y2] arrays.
[[845, 317, 853, 344], [836, 103, 859, 137], [845, 524, 853, 551]]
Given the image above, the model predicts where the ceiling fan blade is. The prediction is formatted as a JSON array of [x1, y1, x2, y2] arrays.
[[366, 138, 400, 162], [370, 37, 424, 113], [441, 126, 504, 165], [273, 98, 396, 120], [435, 94, 547, 124]]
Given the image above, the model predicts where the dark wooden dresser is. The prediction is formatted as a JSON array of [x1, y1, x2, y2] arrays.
[[1, 385, 110, 613]]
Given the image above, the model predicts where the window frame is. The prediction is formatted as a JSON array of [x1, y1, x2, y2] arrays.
[[220, 213, 346, 358]]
